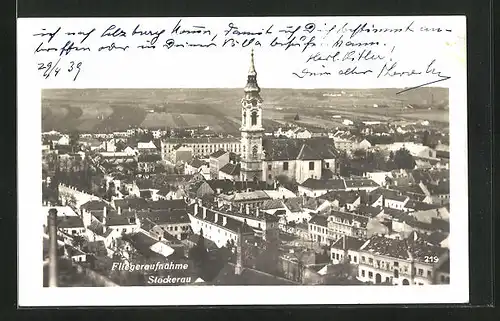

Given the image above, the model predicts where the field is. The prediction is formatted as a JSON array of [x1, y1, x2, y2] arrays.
[[41, 88, 449, 133]]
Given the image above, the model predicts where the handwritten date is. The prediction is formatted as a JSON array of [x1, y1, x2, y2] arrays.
[[37, 59, 82, 81]]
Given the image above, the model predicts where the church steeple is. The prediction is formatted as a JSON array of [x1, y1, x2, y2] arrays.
[[240, 49, 264, 182], [244, 49, 262, 100]]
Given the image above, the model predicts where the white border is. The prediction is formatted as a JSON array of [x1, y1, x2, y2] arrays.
[[17, 16, 468, 306]]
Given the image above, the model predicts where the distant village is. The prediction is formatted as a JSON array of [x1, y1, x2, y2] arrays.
[[42, 52, 450, 287]]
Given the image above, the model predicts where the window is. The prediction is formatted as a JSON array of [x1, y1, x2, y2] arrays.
[[336, 253, 339, 260], [427, 270, 432, 278], [418, 268, 423, 276], [325, 162, 330, 168], [251, 111, 258, 126], [361, 270, 365, 277], [368, 272, 373, 278], [283, 162, 289, 170], [353, 256, 357, 263], [394, 261, 399, 267], [348, 255, 352, 261], [394, 269, 399, 278], [268, 164, 272, 170], [309, 162, 314, 170], [268, 174, 272, 179], [369, 258, 373, 264], [362, 256, 365, 263]]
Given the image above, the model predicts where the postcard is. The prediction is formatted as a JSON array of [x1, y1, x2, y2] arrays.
[[17, 16, 467, 306]]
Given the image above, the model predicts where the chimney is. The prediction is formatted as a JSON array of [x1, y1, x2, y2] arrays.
[[235, 227, 243, 275], [245, 204, 250, 215], [223, 216, 227, 226], [117, 206, 121, 215], [229, 203, 233, 211], [203, 207, 207, 219], [256, 207, 260, 217], [48, 208, 58, 287], [214, 212, 219, 223], [194, 203, 199, 215], [103, 206, 107, 225]]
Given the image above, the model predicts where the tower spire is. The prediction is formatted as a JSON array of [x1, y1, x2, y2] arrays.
[[244, 49, 261, 95], [248, 48, 256, 76]]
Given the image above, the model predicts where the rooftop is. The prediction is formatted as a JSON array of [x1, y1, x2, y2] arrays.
[[331, 236, 367, 251]]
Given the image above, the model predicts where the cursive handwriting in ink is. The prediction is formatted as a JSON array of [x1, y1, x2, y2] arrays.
[[65, 28, 96, 43], [59, 41, 91, 56], [163, 37, 217, 49], [377, 61, 422, 78], [98, 43, 129, 52], [224, 22, 271, 37], [171, 19, 212, 35], [222, 37, 262, 48], [278, 26, 301, 40], [33, 27, 61, 43], [101, 25, 127, 38], [306, 51, 340, 63], [292, 67, 331, 78], [396, 59, 451, 94], [34, 42, 58, 54], [350, 21, 415, 39], [132, 24, 165, 45], [338, 66, 373, 76]]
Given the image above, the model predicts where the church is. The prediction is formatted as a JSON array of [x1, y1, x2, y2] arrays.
[[239, 50, 339, 184]]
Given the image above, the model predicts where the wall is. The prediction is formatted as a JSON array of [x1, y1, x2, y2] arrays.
[[295, 160, 322, 184], [58, 183, 101, 208]]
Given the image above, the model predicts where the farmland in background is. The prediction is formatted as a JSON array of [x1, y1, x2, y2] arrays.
[[42, 88, 449, 133]]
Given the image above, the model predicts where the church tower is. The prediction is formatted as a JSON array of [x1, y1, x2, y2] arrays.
[[240, 49, 264, 182]]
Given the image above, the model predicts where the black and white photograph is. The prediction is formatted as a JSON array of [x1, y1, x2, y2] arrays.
[[18, 16, 467, 305]]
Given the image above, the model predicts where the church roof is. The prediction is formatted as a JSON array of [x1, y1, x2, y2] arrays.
[[262, 137, 338, 161]]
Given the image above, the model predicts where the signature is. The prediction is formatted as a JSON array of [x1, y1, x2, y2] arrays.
[[377, 59, 451, 94]]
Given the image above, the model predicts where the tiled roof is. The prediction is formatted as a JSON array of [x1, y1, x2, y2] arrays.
[[356, 205, 383, 217], [301, 179, 346, 190], [404, 200, 439, 211], [81, 200, 113, 211], [138, 209, 190, 225], [210, 149, 228, 158], [261, 199, 285, 210], [147, 199, 186, 210], [331, 236, 366, 250], [114, 198, 149, 210], [56, 216, 84, 229], [188, 158, 208, 168], [219, 163, 241, 176], [123, 232, 165, 259], [283, 197, 303, 213], [344, 179, 379, 188], [231, 190, 270, 202], [309, 214, 328, 227], [262, 137, 338, 161]]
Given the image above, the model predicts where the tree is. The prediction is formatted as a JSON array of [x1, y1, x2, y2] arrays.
[[393, 148, 416, 170], [69, 131, 80, 153], [293, 114, 300, 121], [422, 130, 430, 147]]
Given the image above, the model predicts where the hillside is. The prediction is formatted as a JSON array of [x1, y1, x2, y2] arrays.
[[41, 88, 449, 133]]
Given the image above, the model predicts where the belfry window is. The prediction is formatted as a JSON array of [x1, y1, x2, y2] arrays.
[[251, 111, 258, 126], [252, 145, 258, 158]]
